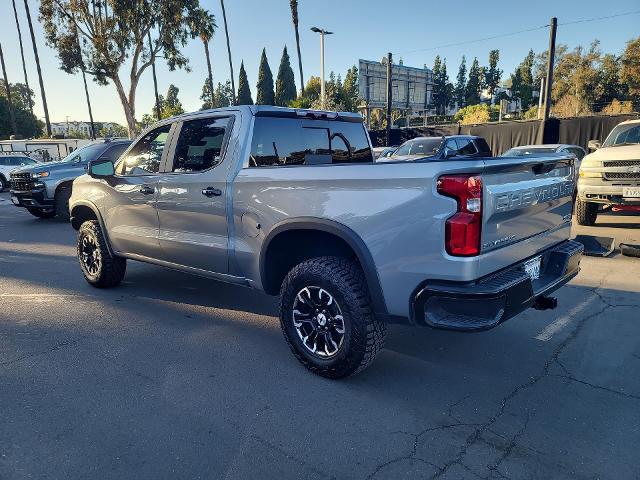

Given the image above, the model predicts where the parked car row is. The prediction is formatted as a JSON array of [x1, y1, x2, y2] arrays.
[[7, 108, 636, 378]]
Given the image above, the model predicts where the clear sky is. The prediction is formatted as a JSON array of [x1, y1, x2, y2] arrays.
[[1, 0, 639, 126]]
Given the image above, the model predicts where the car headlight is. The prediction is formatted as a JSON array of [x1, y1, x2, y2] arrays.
[[31, 171, 49, 178]]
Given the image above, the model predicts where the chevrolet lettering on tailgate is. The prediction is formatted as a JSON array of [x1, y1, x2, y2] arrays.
[[495, 181, 574, 213]]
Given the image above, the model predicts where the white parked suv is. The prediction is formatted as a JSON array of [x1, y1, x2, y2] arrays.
[[0, 154, 39, 192], [576, 119, 640, 225]]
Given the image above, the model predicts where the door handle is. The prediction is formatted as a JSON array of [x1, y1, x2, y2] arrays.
[[202, 187, 222, 197], [139, 185, 155, 195]]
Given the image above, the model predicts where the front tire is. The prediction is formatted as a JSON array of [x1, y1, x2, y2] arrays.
[[77, 220, 126, 288], [279, 256, 386, 379], [27, 208, 56, 219], [576, 199, 598, 226]]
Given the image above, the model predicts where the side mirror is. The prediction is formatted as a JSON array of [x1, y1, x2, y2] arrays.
[[88, 159, 115, 178], [443, 148, 457, 159], [588, 140, 601, 150]]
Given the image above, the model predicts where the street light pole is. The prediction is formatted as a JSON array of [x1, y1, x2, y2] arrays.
[[310, 27, 333, 109]]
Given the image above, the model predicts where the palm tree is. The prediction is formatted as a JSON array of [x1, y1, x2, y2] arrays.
[[199, 11, 216, 110], [0, 41, 18, 136], [22, 0, 51, 136], [11, 0, 33, 116], [290, 0, 304, 96], [220, 0, 235, 104]]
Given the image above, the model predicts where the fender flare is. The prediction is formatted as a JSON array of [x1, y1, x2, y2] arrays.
[[69, 199, 115, 256], [259, 217, 388, 315]]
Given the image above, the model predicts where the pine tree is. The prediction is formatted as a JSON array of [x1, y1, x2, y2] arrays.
[[466, 57, 482, 105], [510, 50, 535, 111], [484, 50, 502, 97], [275, 46, 297, 107], [256, 48, 275, 105], [429, 55, 442, 112], [200, 79, 214, 110], [454, 56, 467, 109], [161, 84, 184, 118], [237, 62, 253, 105], [342, 65, 359, 112], [440, 60, 453, 113]]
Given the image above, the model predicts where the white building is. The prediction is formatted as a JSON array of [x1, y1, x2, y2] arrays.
[[50, 121, 124, 138]]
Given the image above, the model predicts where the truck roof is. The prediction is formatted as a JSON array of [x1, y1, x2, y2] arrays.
[[164, 105, 364, 123]]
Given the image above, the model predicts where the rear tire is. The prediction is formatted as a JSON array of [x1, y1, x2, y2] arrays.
[[279, 256, 386, 379], [55, 185, 72, 221], [0, 176, 6, 193], [576, 199, 598, 226], [27, 208, 56, 219], [77, 220, 126, 288]]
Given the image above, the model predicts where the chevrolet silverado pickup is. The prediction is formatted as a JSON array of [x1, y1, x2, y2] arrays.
[[69, 106, 583, 378], [577, 119, 640, 225]]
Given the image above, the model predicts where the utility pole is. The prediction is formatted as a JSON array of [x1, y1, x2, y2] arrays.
[[23, 0, 51, 137], [386, 52, 393, 147], [541, 17, 557, 136], [0, 41, 18, 136], [11, 0, 33, 116], [148, 31, 161, 120]]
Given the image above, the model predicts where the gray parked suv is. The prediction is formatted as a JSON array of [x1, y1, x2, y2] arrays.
[[69, 106, 583, 378], [10, 139, 130, 219]]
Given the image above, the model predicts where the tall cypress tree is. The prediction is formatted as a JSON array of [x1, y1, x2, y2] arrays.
[[430, 55, 442, 112], [466, 57, 482, 105], [454, 56, 467, 109], [256, 48, 275, 105], [484, 50, 503, 97], [275, 46, 297, 106], [237, 61, 253, 105]]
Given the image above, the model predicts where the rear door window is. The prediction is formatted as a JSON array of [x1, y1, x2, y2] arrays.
[[455, 138, 478, 155], [249, 117, 372, 167]]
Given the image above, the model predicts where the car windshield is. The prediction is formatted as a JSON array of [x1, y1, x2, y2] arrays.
[[502, 147, 558, 156], [602, 124, 640, 147], [393, 138, 443, 157], [58, 143, 106, 163]]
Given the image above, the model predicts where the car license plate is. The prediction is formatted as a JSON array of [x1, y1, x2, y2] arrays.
[[11, 195, 19, 205], [623, 187, 640, 198], [524, 256, 542, 281]]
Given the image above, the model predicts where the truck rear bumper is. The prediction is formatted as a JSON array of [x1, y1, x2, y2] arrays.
[[411, 239, 584, 331]]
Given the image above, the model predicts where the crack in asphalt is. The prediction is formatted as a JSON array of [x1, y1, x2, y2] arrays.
[[552, 374, 640, 401], [0, 337, 81, 366], [364, 270, 627, 480]]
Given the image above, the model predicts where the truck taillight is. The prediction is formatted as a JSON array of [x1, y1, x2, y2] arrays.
[[437, 175, 483, 256]]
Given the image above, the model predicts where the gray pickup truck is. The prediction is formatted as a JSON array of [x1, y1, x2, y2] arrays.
[[10, 139, 130, 219], [69, 106, 583, 378]]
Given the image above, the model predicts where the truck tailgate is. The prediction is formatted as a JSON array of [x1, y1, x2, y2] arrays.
[[479, 155, 575, 276]]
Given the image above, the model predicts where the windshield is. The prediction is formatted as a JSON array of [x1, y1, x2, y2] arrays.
[[58, 143, 107, 163], [393, 138, 443, 157], [602, 124, 640, 147], [502, 147, 557, 157]]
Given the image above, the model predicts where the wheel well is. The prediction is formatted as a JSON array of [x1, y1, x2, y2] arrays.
[[55, 181, 73, 197], [262, 229, 360, 296], [70, 204, 98, 230]]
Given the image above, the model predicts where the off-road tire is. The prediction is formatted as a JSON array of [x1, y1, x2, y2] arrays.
[[576, 199, 598, 226], [77, 220, 126, 288], [27, 208, 56, 219], [279, 256, 386, 379], [0, 175, 6, 193], [55, 185, 72, 221]]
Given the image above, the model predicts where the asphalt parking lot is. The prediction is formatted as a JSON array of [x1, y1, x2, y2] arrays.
[[1, 190, 639, 480]]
